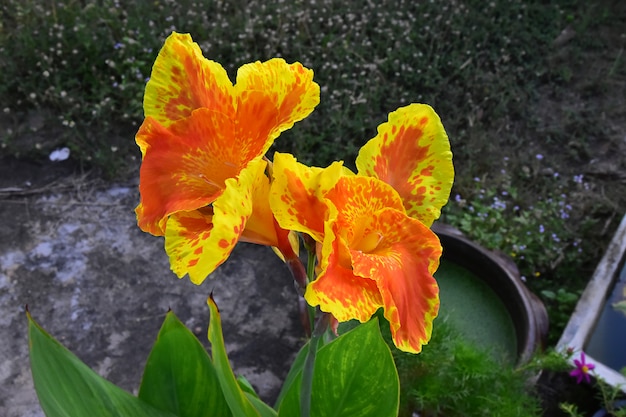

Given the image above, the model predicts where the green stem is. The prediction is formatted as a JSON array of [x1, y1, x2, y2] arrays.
[[306, 248, 317, 332], [300, 312, 330, 417]]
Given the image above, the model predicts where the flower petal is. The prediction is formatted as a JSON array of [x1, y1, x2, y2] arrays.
[[235, 58, 320, 153], [164, 160, 266, 284], [270, 152, 345, 242], [135, 108, 241, 235], [305, 227, 383, 323], [356, 104, 453, 226], [350, 208, 441, 353], [237, 159, 282, 247], [143, 32, 236, 127], [325, 176, 406, 247]]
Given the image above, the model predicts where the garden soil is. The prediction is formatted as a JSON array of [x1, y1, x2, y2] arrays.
[[0, 158, 305, 417]]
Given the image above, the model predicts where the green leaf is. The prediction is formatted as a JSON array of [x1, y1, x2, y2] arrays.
[[238, 376, 259, 398], [277, 319, 399, 417], [207, 295, 261, 417], [28, 312, 176, 417], [138, 311, 232, 417]]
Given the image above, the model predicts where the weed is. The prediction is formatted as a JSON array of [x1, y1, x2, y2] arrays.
[[441, 155, 601, 342], [378, 313, 542, 417], [1, 0, 578, 173]]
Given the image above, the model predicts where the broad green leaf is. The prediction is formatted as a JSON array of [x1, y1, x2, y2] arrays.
[[207, 295, 261, 417], [237, 376, 277, 416], [138, 311, 232, 417], [277, 319, 399, 417], [28, 312, 176, 417]]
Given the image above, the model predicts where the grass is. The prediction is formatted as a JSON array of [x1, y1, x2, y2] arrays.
[[377, 312, 546, 417], [1, 0, 625, 412]]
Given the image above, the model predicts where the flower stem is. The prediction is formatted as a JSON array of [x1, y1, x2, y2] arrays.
[[285, 257, 312, 337], [300, 312, 330, 417]]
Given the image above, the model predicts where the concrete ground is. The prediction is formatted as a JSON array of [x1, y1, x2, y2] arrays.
[[0, 159, 304, 416]]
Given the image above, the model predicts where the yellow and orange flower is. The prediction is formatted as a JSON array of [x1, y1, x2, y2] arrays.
[[269, 104, 453, 353], [270, 154, 437, 353], [135, 32, 319, 284]]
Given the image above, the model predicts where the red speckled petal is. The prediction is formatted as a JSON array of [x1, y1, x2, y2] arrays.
[[351, 208, 441, 353], [325, 176, 405, 246], [143, 32, 236, 127], [164, 160, 266, 284], [305, 225, 383, 323], [235, 59, 320, 154], [270, 153, 345, 242], [356, 104, 453, 226], [135, 109, 241, 236]]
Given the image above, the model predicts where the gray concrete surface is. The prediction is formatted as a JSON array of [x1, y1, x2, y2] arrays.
[[0, 166, 303, 416]]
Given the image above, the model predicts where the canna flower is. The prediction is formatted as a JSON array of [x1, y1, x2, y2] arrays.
[[570, 352, 595, 384], [270, 104, 453, 353], [135, 32, 319, 284], [270, 152, 442, 353], [356, 103, 453, 227]]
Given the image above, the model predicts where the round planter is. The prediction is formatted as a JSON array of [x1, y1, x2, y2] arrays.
[[432, 223, 549, 364]]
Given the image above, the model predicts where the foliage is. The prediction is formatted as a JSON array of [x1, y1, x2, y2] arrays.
[[28, 304, 399, 417], [379, 314, 541, 417], [536, 350, 626, 417], [1, 0, 581, 170], [440, 157, 601, 342]]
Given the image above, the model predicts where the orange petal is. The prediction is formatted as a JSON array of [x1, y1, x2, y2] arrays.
[[355, 104, 454, 227], [235, 59, 320, 154], [143, 32, 236, 127], [350, 208, 441, 353], [164, 160, 266, 284], [135, 109, 241, 235], [305, 227, 383, 323], [325, 176, 406, 246], [238, 159, 282, 247], [270, 153, 345, 242]]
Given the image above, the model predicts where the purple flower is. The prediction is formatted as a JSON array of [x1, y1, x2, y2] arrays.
[[536, 154, 544, 160], [491, 197, 506, 210], [570, 352, 595, 384]]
